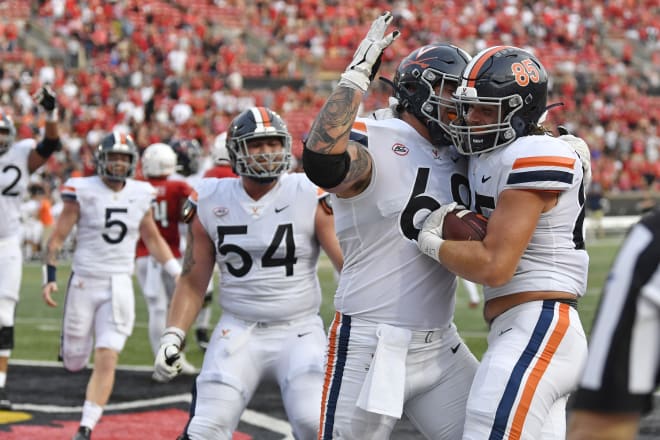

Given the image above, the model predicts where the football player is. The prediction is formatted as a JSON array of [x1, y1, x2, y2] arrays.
[[42, 131, 182, 440], [204, 132, 238, 179], [153, 107, 343, 440], [135, 142, 197, 374], [568, 208, 660, 440], [170, 138, 215, 350], [0, 85, 61, 410], [303, 12, 478, 439], [418, 45, 589, 439]]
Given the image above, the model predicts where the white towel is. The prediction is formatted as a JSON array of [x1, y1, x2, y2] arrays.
[[111, 274, 135, 335], [356, 323, 412, 418]]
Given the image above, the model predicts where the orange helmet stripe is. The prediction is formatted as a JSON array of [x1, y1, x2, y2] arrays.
[[465, 46, 513, 88], [256, 107, 272, 127]]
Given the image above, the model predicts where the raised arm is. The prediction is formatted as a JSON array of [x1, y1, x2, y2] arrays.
[[303, 11, 399, 198]]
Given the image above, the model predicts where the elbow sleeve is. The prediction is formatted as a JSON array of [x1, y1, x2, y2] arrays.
[[302, 147, 350, 189]]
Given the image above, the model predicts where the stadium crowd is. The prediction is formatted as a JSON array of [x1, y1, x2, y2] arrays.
[[1, 0, 659, 212]]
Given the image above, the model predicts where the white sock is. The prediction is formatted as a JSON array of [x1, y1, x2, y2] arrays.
[[80, 400, 104, 430], [0, 372, 6, 388]]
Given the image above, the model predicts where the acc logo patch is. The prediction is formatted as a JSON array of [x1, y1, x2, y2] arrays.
[[392, 143, 409, 156], [213, 207, 229, 217]]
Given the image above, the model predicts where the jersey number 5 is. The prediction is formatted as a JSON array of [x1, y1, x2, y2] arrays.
[[216, 224, 297, 277]]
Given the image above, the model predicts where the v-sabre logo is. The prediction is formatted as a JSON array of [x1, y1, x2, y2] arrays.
[[392, 143, 409, 156]]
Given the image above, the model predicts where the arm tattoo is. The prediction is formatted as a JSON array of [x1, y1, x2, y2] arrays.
[[181, 228, 195, 275], [307, 87, 361, 154]]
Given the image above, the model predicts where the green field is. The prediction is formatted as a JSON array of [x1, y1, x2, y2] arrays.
[[14, 236, 624, 368]]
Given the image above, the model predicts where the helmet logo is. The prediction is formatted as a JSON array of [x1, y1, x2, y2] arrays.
[[392, 143, 409, 156], [511, 59, 541, 87], [402, 56, 435, 70]]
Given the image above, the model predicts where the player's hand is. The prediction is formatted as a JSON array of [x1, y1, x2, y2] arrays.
[[417, 202, 463, 262], [558, 126, 592, 190], [339, 11, 400, 92], [33, 85, 57, 112], [42, 282, 59, 307], [153, 327, 186, 383]]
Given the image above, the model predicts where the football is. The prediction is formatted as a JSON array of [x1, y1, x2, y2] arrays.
[[442, 209, 488, 241]]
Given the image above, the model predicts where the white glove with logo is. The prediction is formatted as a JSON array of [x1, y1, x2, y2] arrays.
[[338, 11, 400, 93], [417, 202, 461, 263], [558, 126, 592, 190], [153, 326, 186, 383]]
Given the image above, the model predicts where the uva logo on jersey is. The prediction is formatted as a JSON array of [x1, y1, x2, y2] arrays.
[[392, 143, 409, 156], [213, 206, 229, 217]]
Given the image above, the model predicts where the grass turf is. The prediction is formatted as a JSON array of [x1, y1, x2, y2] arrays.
[[14, 236, 624, 368]]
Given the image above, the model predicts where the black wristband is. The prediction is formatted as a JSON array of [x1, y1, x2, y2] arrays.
[[35, 137, 62, 159], [42, 264, 57, 285]]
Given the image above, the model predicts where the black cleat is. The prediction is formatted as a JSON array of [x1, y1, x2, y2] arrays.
[[195, 328, 209, 352], [72, 426, 92, 440], [0, 387, 11, 410]]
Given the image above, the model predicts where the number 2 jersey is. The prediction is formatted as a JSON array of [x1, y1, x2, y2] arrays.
[[193, 173, 324, 322], [0, 139, 34, 239], [332, 117, 470, 330], [468, 135, 589, 301], [61, 175, 156, 277]]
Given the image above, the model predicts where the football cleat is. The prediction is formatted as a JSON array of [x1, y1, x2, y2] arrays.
[[195, 328, 209, 352], [72, 426, 92, 440], [0, 387, 11, 410]]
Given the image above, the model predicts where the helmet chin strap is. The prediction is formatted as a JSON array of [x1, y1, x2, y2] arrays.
[[247, 176, 278, 184]]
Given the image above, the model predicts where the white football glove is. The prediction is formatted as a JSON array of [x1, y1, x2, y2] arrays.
[[152, 326, 186, 383], [558, 126, 592, 190], [338, 11, 400, 93], [417, 202, 461, 263]]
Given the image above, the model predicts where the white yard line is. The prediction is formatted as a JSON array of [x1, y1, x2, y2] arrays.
[[9, 359, 295, 437]]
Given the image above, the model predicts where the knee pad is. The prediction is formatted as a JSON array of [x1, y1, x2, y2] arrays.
[[0, 298, 16, 327], [0, 326, 13, 350]]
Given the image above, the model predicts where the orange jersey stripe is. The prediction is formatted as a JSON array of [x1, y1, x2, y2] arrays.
[[466, 46, 512, 87], [352, 121, 367, 132], [61, 185, 76, 193], [319, 311, 342, 440], [512, 156, 576, 170], [509, 303, 570, 439]]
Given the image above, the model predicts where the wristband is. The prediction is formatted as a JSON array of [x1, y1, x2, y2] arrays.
[[418, 232, 444, 263], [42, 264, 57, 285], [46, 108, 59, 123], [163, 258, 182, 277], [160, 326, 186, 348], [35, 137, 62, 159]]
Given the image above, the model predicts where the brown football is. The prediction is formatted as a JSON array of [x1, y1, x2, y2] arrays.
[[442, 209, 488, 241]]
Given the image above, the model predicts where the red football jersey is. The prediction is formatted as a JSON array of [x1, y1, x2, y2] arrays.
[[136, 177, 192, 258], [203, 165, 237, 179]]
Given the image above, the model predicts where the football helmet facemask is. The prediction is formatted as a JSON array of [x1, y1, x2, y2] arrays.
[[142, 142, 178, 177], [450, 45, 548, 155], [96, 131, 138, 181], [226, 107, 292, 182], [392, 43, 471, 147], [171, 139, 202, 177], [0, 114, 16, 155]]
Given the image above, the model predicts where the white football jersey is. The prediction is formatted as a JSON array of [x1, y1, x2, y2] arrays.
[[468, 135, 589, 301], [61, 176, 155, 276], [333, 117, 470, 330], [194, 173, 323, 322], [0, 139, 36, 239]]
